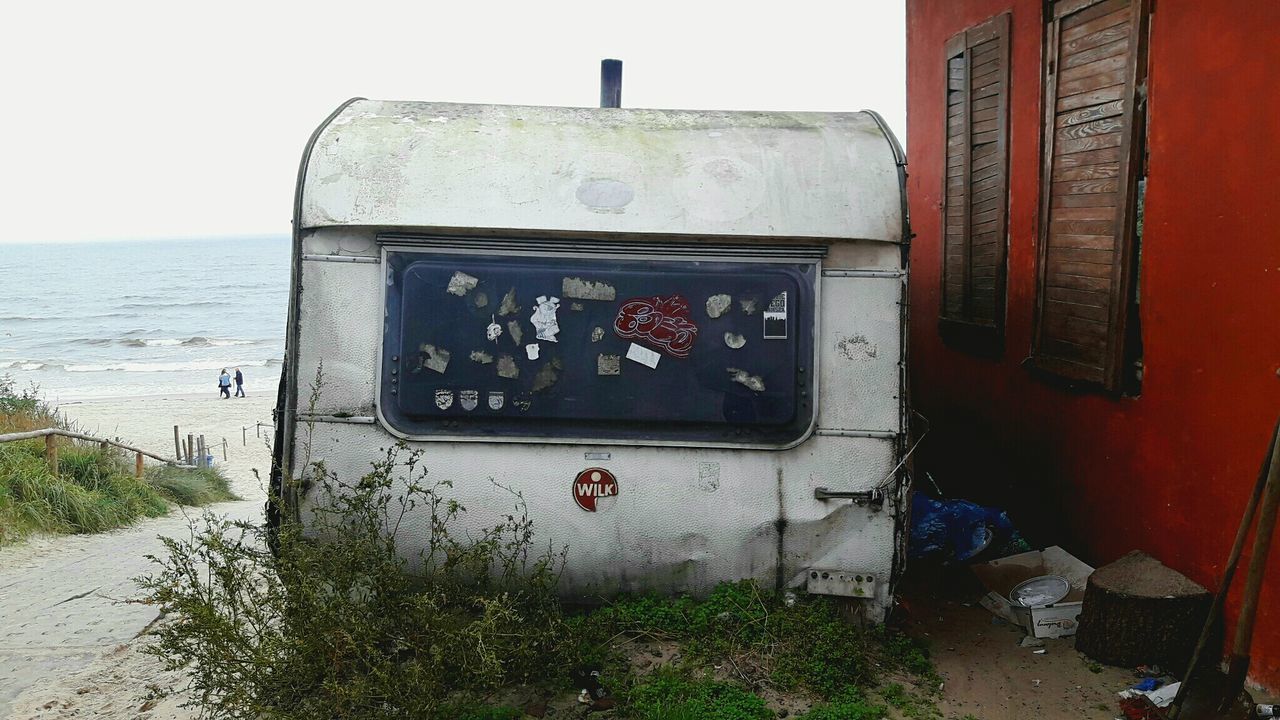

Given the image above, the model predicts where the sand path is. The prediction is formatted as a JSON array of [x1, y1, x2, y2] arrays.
[[0, 393, 275, 719]]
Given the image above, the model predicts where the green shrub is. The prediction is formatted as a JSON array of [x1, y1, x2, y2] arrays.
[[138, 443, 569, 720]]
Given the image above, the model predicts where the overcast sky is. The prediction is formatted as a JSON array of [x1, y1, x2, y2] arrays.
[[0, 1, 905, 245]]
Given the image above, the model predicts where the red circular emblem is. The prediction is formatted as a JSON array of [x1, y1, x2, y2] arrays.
[[572, 467, 619, 512]]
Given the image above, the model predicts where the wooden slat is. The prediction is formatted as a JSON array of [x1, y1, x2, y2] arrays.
[[1062, 23, 1129, 57], [1056, 99, 1125, 127], [1048, 246, 1115, 265], [1052, 193, 1117, 208], [1054, 145, 1123, 168], [1047, 257, 1114, 279], [1055, 130, 1123, 155], [1056, 115, 1125, 141], [1045, 286, 1111, 307], [1061, 37, 1130, 69], [1046, 299, 1111, 323], [1057, 83, 1126, 112], [1057, 67, 1128, 97], [1062, 5, 1129, 39], [1059, 53, 1129, 83], [1047, 233, 1117, 250], [1049, 218, 1117, 235], [1051, 178, 1120, 195], [1045, 270, 1111, 293], [1052, 162, 1120, 181]]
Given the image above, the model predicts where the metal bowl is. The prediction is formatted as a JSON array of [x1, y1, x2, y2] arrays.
[[1009, 575, 1071, 608]]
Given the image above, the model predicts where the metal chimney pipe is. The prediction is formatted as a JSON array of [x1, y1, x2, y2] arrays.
[[600, 59, 622, 108]]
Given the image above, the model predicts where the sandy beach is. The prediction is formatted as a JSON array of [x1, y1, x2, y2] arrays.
[[1, 391, 276, 719]]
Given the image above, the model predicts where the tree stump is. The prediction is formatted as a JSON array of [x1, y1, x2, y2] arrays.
[[1076, 550, 1213, 670]]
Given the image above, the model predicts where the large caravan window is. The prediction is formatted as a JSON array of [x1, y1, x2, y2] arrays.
[[379, 241, 818, 446]]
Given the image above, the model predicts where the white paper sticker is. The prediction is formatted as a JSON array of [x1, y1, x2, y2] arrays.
[[525, 343, 541, 360], [626, 342, 660, 369], [531, 295, 561, 342], [763, 292, 788, 339]]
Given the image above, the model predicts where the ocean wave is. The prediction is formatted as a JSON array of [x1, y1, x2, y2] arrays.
[[63, 359, 275, 373], [64, 336, 261, 348], [5, 361, 53, 371]]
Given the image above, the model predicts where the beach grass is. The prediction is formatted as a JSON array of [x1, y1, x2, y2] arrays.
[[0, 375, 239, 545]]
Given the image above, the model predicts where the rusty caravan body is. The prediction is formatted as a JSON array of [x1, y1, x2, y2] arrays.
[[273, 99, 910, 617]]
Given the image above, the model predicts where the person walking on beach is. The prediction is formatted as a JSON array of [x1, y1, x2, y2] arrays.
[[234, 367, 245, 397], [218, 368, 232, 399]]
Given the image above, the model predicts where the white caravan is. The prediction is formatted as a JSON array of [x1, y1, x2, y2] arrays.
[[272, 98, 911, 618]]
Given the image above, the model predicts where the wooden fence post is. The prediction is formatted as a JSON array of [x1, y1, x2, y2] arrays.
[[45, 434, 58, 474], [135, 452, 144, 479], [187, 433, 195, 465], [173, 425, 181, 462]]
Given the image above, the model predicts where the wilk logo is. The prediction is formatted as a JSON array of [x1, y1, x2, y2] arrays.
[[572, 468, 619, 512], [434, 389, 454, 410]]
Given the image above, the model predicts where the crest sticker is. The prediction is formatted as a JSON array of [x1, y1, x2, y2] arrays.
[[459, 389, 479, 411], [434, 389, 454, 410], [487, 391, 505, 410]]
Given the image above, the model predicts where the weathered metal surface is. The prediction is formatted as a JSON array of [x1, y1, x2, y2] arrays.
[[300, 101, 904, 243]]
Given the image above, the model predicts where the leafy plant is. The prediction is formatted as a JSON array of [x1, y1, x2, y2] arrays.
[[138, 438, 569, 720]]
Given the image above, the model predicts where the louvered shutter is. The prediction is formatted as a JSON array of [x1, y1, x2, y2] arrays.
[[1032, 0, 1149, 390], [940, 13, 1011, 338]]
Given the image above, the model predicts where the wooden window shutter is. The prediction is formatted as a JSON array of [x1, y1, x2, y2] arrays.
[[940, 13, 1011, 339], [1032, 0, 1150, 390]]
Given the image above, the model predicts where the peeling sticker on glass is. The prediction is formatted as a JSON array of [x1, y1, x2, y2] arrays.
[[597, 354, 621, 376], [446, 271, 478, 297], [525, 343, 540, 361], [434, 389, 454, 410], [763, 292, 788, 339], [570, 302, 584, 312], [705, 294, 732, 318], [417, 344, 451, 374], [727, 367, 766, 392], [739, 297, 759, 316], [498, 288, 520, 316], [485, 316, 502, 343], [562, 277, 617, 301], [473, 292, 489, 309], [508, 320, 523, 346], [724, 332, 746, 349], [513, 394, 532, 412], [469, 350, 494, 364], [625, 342, 661, 369], [613, 294, 699, 358], [531, 357, 562, 393], [459, 389, 478, 411], [487, 391, 505, 410], [591, 326, 605, 343], [496, 355, 519, 379], [531, 295, 561, 342]]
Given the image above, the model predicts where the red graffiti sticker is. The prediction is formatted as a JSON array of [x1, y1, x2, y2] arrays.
[[573, 467, 619, 512], [613, 294, 699, 358]]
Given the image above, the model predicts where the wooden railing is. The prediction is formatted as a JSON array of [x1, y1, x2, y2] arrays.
[[0, 428, 189, 478]]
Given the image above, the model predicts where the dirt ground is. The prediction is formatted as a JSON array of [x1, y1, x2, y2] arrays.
[[900, 592, 1135, 719]]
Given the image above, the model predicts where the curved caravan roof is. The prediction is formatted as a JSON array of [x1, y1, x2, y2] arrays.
[[299, 99, 905, 243]]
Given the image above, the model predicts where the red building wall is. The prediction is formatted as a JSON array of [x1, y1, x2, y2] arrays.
[[906, 0, 1280, 689]]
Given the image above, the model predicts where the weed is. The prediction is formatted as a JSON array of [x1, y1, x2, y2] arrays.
[[139, 439, 570, 720], [627, 668, 772, 720], [795, 688, 889, 720]]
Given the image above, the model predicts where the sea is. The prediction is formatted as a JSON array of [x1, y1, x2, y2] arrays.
[[0, 236, 291, 402]]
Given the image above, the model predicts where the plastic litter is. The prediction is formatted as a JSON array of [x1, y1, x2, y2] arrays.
[[908, 492, 1024, 563]]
